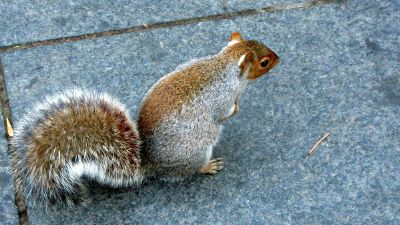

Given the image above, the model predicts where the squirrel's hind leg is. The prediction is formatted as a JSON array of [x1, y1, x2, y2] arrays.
[[199, 145, 224, 175]]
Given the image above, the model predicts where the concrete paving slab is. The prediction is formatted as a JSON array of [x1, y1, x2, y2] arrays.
[[0, 122, 19, 225], [1, 0, 399, 224], [0, 0, 297, 46]]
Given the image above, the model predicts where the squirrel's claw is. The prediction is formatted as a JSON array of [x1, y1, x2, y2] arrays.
[[200, 158, 224, 175]]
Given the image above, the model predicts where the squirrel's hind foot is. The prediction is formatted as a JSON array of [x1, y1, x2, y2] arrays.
[[200, 158, 224, 175]]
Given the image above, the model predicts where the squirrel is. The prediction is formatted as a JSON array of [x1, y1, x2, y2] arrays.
[[11, 32, 279, 205]]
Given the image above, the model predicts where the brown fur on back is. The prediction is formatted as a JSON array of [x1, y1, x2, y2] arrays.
[[138, 40, 278, 137], [138, 55, 228, 136]]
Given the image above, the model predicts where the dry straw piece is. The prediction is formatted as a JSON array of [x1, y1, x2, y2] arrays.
[[6, 117, 13, 137]]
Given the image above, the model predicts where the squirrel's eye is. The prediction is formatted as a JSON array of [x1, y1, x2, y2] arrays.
[[260, 60, 269, 67]]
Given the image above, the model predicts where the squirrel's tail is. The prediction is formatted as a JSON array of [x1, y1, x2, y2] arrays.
[[12, 89, 143, 205]]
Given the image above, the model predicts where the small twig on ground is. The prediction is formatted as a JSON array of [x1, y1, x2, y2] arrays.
[[308, 132, 330, 155]]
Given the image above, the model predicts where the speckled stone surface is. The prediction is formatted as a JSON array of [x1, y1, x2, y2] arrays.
[[1, 0, 400, 224], [0, 122, 19, 225], [0, 0, 297, 46]]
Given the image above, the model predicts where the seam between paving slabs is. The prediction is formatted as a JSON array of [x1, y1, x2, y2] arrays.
[[0, 0, 344, 224], [0, 57, 29, 225], [0, 0, 343, 53]]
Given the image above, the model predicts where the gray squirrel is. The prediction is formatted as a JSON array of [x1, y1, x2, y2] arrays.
[[11, 32, 279, 205]]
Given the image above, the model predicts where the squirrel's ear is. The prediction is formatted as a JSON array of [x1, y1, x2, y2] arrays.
[[238, 51, 255, 71], [228, 32, 243, 46]]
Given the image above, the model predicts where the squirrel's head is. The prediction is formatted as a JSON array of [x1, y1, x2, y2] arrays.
[[226, 32, 280, 80]]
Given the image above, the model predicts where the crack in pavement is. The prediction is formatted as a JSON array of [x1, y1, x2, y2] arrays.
[[0, 57, 29, 225], [0, 0, 344, 53]]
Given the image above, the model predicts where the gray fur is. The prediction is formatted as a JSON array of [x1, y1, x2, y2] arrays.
[[142, 62, 248, 179]]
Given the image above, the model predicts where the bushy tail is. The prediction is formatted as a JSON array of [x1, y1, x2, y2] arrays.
[[12, 89, 143, 205]]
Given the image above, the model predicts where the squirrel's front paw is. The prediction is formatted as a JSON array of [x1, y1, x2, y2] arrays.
[[200, 158, 224, 175]]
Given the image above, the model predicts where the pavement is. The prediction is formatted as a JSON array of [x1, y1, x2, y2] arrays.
[[0, 120, 19, 225], [0, 0, 399, 224]]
